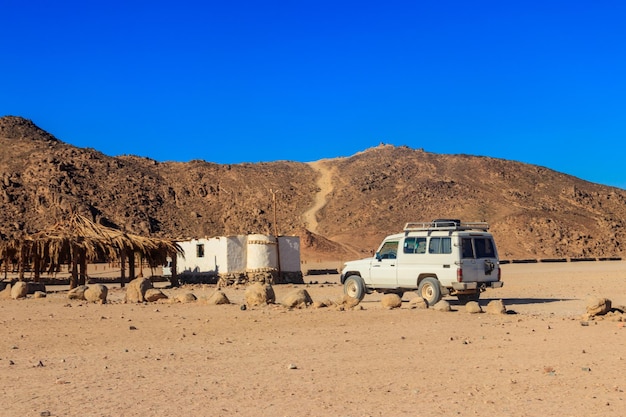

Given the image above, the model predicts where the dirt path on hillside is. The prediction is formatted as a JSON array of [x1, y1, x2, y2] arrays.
[[302, 160, 336, 234]]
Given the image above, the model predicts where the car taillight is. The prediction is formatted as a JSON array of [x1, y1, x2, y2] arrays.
[[498, 266, 501, 281], [457, 268, 463, 282]]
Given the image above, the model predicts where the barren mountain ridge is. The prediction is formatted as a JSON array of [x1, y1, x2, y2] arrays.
[[1, 115, 625, 261]]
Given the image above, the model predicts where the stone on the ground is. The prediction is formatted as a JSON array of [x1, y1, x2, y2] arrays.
[[33, 291, 47, 298], [68, 285, 88, 300], [125, 277, 153, 303], [381, 293, 402, 309], [175, 292, 197, 303], [145, 288, 168, 302], [282, 289, 313, 308], [0, 283, 11, 299], [84, 284, 108, 304], [244, 282, 275, 306], [586, 297, 612, 316], [486, 299, 507, 315], [206, 290, 230, 305], [11, 282, 28, 299], [465, 301, 482, 314], [433, 300, 451, 312], [339, 294, 361, 309], [409, 297, 428, 309]]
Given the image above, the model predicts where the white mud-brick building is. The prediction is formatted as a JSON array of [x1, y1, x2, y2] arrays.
[[163, 234, 303, 285]]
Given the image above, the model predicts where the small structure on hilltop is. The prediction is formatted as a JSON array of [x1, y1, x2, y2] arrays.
[[163, 234, 303, 285]]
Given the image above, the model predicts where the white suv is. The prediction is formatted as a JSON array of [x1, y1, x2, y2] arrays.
[[340, 220, 503, 305]]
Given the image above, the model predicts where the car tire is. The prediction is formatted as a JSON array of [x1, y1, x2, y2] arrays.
[[418, 277, 441, 306], [343, 275, 366, 302]]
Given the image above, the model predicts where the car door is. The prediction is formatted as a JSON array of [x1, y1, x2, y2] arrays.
[[461, 236, 498, 283], [370, 240, 398, 288]]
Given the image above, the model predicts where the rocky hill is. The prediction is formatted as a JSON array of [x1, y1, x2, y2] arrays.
[[1, 116, 625, 261]]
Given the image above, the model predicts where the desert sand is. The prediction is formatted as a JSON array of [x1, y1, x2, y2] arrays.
[[1, 260, 625, 417]]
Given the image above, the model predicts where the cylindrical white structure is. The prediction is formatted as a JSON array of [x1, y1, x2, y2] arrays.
[[246, 234, 278, 271]]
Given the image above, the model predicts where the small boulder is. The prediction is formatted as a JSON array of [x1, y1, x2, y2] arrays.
[[586, 297, 612, 316], [11, 281, 28, 299], [465, 301, 482, 314], [125, 277, 153, 303], [68, 285, 88, 300], [33, 291, 47, 299], [145, 289, 168, 302], [282, 289, 313, 308], [485, 299, 507, 315], [175, 292, 197, 303], [0, 283, 11, 299], [433, 300, 451, 312], [409, 297, 428, 309], [244, 282, 276, 306], [84, 284, 108, 304], [381, 293, 402, 309], [206, 290, 230, 305], [339, 294, 361, 309]]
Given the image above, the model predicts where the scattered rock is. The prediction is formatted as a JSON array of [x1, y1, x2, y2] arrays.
[[33, 291, 47, 299], [244, 282, 276, 306], [0, 283, 11, 299], [408, 297, 428, 309], [10, 281, 28, 299], [465, 301, 482, 314], [68, 285, 88, 300], [485, 299, 507, 315], [312, 301, 328, 309], [84, 284, 108, 304], [125, 277, 153, 303], [144, 289, 168, 302], [433, 300, 451, 312], [586, 297, 612, 316], [282, 288, 313, 308], [206, 290, 230, 305], [339, 294, 361, 309], [381, 293, 402, 309], [175, 293, 197, 303]]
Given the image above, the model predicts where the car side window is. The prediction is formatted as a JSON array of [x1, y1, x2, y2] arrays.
[[461, 238, 474, 259], [403, 237, 426, 254], [379, 241, 399, 259], [429, 237, 452, 254]]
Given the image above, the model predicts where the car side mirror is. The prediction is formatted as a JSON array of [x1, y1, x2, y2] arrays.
[[375, 252, 382, 261]]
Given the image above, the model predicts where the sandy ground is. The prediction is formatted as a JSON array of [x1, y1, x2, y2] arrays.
[[1, 261, 625, 417]]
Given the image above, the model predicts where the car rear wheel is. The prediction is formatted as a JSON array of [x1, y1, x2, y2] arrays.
[[418, 277, 441, 306], [343, 275, 366, 302]]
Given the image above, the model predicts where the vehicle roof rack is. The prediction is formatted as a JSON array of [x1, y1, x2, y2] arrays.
[[403, 220, 489, 232]]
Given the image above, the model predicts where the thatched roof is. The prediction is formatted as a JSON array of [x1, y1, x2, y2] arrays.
[[0, 213, 182, 271]]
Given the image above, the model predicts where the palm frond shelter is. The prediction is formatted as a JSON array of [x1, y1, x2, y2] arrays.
[[0, 213, 182, 288]]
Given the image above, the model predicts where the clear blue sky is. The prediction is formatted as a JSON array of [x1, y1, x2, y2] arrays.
[[2, 1, 625, 189]]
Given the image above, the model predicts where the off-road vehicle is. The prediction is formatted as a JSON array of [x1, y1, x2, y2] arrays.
[[340, 219, 503, 305]]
